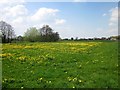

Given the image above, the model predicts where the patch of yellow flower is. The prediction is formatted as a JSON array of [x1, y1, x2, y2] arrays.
[[2, 42, 102, 57], [0, 53, 13, 57], [17, 56, 26, 60], [67, 76, 83, 83]]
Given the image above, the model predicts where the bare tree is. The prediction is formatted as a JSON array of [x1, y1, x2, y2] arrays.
[[0, 21, 15, 43]]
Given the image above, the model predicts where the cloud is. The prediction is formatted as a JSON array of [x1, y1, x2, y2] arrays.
[[0, 1, 66, 36], [55, 19, 66, 25], [108, 7, 118, 35], [0, 0, 25, 4], [31, 8, 59, 21], [0, 0, 25, 8], [4, 5, 28, 17], [102, 13, 107, 16], [97, 7, 118, 37], [109, 7, 118, 23]]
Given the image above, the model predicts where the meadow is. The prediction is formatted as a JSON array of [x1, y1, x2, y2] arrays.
[[1, 41, 119, 88]]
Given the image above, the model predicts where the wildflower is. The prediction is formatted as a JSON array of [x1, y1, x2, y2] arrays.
[[49, 81, 51, 83], [67, 77, 72, 81], [30, 71, 33, 73], [0, 53, 13, 57], [79, 80, 82, 83], [38, 77, 42, 81], [4, 78, 7, 81], [24, 46, 33, 49], [17, 56, 26, 60], [21, 87, 24, 89], [73, 77, 77, 81], [79, 65, 82, 68]]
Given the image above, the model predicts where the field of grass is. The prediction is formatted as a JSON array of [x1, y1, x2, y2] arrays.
[[1, 41, 119, 88]]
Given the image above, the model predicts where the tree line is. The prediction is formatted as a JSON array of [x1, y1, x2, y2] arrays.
[[0, 21, 60, 43], [63, 36, 120, 41], [0, 21, 119, 43]]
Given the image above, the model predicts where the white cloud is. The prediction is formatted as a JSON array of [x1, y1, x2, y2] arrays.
[[4, 5, 28, 17], [0, 1, 66, 36], [102, 13, 107, 16], [108, 7, 118, 36], [97, 7, 118, 37], [55, 19, 66, 25], [31, 8, 59, 21], [0, 0, 25, 8], [0, 0, 25, 4], [12, 17, 24, 24], [108, 22, 115, 26], [109, 7, 118, 23]]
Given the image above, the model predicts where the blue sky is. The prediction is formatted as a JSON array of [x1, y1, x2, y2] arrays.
[[25, 2, 118, 38], [0, 1, 118, 38]]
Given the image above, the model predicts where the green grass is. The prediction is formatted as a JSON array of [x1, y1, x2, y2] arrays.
[[1, 41, 119, 88]]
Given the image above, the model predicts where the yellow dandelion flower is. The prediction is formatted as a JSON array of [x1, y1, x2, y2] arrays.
[[21, 87, 24, 89], [73, 86, 75, 88], [79, 80, 82, 83]]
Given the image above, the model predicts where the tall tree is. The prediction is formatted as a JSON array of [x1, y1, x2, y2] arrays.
[[24, 27, 40, 42], [40, 25, 53, 36], [0, 21, 15, 43], [39, 25, 60, 42]]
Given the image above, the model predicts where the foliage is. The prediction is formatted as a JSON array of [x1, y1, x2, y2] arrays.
[[24, 27, 40, 42], [2, 41, 118, 88], [0, 21, 15, 43], [24, 25, 60, 42]]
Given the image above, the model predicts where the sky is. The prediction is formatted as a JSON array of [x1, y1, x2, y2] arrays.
[[0, 0, 119, 39]]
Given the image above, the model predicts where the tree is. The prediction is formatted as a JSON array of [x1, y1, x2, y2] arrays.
[[71, 37, 74, 40], [0, 21, 15, 43], [39, 25, 60, 42], [24, 27, 40, 42], [17, 35, 23, 41], [40, 25, 53, 36], [24, 25, 60, 42]]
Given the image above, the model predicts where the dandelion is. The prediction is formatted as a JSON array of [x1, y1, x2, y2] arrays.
[[4, 78, 7, 81], [73, 77, 77, 81], [0, 53, 13, 57], [73, 86, 75, 88], [79, 65, 82, 68], [38, 77, 42, 81], [49, 81, 51, 83], [17, 56, 26, 60], [24, 46, 33, 49], [21, 87, 24, 89], [79, 80, 82, 83], [30, 71, 33, 73], [67, 77, 72, 81]]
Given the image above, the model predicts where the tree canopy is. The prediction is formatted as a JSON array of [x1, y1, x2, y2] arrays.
[[0, 21, 15, 43], [24, 27, 39, 42], [24, 25, 60, 42]]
